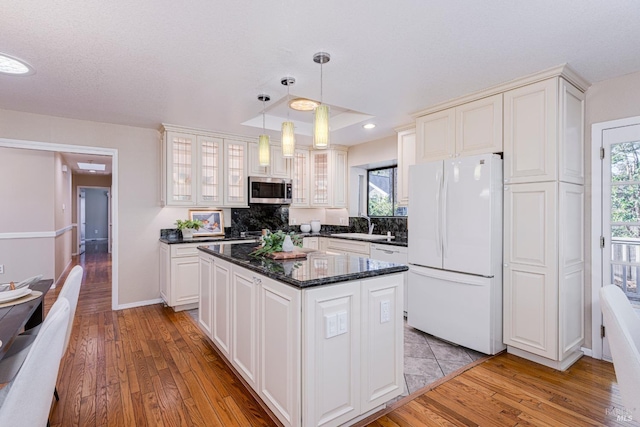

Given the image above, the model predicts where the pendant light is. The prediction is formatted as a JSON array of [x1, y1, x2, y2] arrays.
[[257, 94, 270, 167], [313, 52, 330, 149], [281, 76, 296, 158]]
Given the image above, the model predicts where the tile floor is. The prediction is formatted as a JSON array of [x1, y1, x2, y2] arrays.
[[185, 309, 485, 396]]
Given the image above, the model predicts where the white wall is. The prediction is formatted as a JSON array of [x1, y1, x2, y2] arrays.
[[0, 108, 193, 307], [54, 152, 73, 282]]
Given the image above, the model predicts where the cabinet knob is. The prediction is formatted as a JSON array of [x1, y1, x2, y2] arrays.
[[504, 179, 509, 183], [504, 263, 509, 267], [504, 186, 509, 191]]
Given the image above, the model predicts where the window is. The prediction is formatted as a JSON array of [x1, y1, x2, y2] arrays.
[[367, 166, 407, 217]]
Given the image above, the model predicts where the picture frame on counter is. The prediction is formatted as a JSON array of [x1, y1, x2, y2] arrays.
[[189, 209, 224, 236]]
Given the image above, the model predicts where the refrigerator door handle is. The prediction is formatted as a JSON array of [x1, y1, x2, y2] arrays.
[[435, 170, 442, 257], [442, 172, 448, 258]]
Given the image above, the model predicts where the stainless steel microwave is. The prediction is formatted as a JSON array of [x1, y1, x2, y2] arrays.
[[249, 177, 292, 204]]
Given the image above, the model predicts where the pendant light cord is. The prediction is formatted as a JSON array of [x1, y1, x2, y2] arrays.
[[320, 61, 323, 105], [262, 97, 266, 131]]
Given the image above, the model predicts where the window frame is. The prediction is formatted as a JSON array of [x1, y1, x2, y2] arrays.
[[366, 165, 406, 218]]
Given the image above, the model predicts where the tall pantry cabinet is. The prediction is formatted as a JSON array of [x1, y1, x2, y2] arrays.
[[502, 76, 586, 370]]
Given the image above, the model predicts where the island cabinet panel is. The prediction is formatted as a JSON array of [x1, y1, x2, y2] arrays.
[[259, 276, 301, 427], [212, 258, 232, 358], [360, 274, 404, 413], [231, 268, 259, 390], [198, 253, 213, 337], [303, 282, 361, 427]]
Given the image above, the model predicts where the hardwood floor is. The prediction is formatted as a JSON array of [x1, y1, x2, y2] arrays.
[[46, 245, 636, 426]]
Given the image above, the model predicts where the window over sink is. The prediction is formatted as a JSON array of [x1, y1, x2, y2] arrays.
[[367, 166, 407, 217]]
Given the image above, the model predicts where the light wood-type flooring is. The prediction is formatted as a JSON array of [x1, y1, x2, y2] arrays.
[[43, 243, 635, 426]]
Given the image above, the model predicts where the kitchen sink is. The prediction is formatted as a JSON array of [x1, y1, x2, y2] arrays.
[[330, 233, 393, 240]]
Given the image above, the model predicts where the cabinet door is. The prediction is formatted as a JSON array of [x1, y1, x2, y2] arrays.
[[231, 267, 259, 390], [302, 237, 318, 250], [159, 243, 170, 304], [310, 151, 330, 207], [503, 182, 558, 359], [292, 149, 310, 207], [455, 94, 503, 157], [504, 78, 558, 183], [198, 254, 213, 338], [197, 136, 223, 206], [558, 79, 585, 185], [213, 258, 232, 358], [259, 276, 301, 427], [170, 256, 200, 306], [397, 128, 416, 206], [165, 131, 197, 205], [270, 145, 292, 179], [248, 142, 269, 177], [558, 182, 584, 360], [360, 274, 404, 412], [331, 149, 348, 207], [415, 108, 455, 163], [223, 139, 248, 207], [303, 282, 361, 427]]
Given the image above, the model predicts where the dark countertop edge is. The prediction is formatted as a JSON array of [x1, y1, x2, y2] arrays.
[[297, 233, 408, 247], [197, 245, 409, 289], [159, 236, 259, 244]]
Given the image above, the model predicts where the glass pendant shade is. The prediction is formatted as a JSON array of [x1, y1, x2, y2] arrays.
[[313, 104, 330, 149], [281, 121, 295, 157], [258, 134, 270, 166]]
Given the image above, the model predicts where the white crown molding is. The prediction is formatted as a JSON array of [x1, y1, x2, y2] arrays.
[[412, 63, 591, 118], [394, 123, 416, 133]]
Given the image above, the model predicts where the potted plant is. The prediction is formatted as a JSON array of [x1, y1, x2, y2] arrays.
[[252, 230, 302, 256], [175, 219, 204, 239]]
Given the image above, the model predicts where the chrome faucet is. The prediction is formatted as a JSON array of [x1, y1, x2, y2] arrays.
[[360, 214, 375, 235]]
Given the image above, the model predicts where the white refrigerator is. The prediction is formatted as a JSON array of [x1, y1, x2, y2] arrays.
[[407, 153, 505, 355]]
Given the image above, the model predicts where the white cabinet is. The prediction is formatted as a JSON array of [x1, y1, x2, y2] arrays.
[[302, 237, 318, 250], [212, 257, 232, 358], [323, 238, 370, 257], [370, 244, 409, 314], [502, 76, 585, 370], [292, 149, 310, 207], [159, 242, 201, 311], [303, 281, 361, 427], [396, 127, 415, 206], [248, 143, 292, 179], [310, 148, 348, 208], [259, 276, 301, 427], [231, 267, 259, 389], [415, 94, 502, 163], [161, 125, 248, 207], [504, 78, 585, 184], [198, 252, 214, 337]]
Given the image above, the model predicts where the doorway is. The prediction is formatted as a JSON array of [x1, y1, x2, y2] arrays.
[[78, 186, 112, 255], [592, 116, 640, 360]]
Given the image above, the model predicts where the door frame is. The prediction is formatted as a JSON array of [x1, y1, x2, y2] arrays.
[[77, 185, 112, 253], [0, 138, 119, 311], [590, 115, 640, 360]]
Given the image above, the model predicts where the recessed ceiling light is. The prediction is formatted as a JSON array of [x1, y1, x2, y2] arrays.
[[289, 98, 319, 111], [78, 162, 106, 171], [363, 123, 376, 129], [0, 53, 34, 76], [89, 170, 97, 173]]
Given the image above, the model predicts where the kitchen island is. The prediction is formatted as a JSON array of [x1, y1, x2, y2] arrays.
[[197, 242, 407, 427]]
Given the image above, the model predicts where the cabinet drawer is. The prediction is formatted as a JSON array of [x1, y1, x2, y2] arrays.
[[325, 238, 370, 255], [171, 243, 204, 258]]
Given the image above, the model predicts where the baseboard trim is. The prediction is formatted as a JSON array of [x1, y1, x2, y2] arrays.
[[117, 298, 164, 310], [581, 346, 594, 358], [53, 258, 74, 288]]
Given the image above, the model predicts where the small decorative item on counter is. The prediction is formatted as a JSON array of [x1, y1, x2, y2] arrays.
[[252, 230, 302, 256], [300, 223, 311, 233], [310, 220, 321, 233], [282, 235, 294, 252], [175, 219, 204, 239]]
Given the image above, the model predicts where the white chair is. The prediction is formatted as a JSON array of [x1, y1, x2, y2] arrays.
[[600, 285, 640, 419], [0, 297, 70, 426], [0, 266, 83, 386]]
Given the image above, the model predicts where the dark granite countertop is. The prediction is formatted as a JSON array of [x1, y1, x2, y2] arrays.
[[298, 232, 408, 247], [159, 236, 260, 244], [198, 243, 408, 289]]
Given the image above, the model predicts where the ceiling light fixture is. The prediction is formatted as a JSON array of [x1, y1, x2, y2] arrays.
[[77, 162, 106, 171], [257, 94, 271, 167], [281, 77, 296, 158], [0, 53, 34, 76], [313, 52, 331, 149], [363, 123, 376, 129], [289, 98, 319, 111]]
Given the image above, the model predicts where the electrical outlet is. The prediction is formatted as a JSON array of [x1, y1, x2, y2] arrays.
[[291, 218, 297, 225], [380, 300, 390, 323], [0, 264, 4, 274], [339, 218, 345, 225], [337, 311, 347, 335], [325, 314, 337, 338]]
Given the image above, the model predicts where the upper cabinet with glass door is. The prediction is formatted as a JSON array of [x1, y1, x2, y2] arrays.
[[247, 142, 292, 179], [161, 125, 248, 208], [309, 147, 347, 208]]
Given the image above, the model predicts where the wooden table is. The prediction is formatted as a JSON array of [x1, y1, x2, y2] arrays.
[[0, 279, 52, 361]]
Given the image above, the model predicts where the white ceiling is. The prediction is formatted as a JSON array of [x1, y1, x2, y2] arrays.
[[2, 1, 640, 147], [60, 153, 112, 175]]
